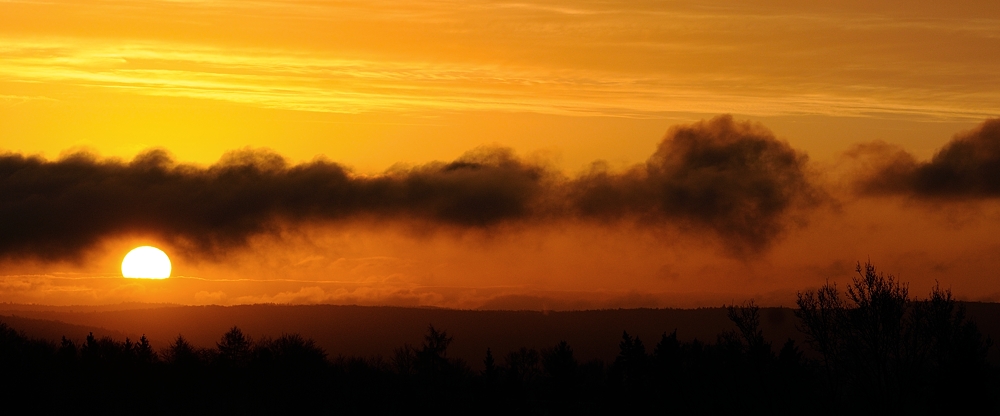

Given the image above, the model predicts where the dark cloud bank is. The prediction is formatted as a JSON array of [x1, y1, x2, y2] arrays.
[[854, 118, 1000, 198], [0, 115, 831, 261]]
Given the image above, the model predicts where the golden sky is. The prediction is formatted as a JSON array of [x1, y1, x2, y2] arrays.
[[2, 0, 1000, 308]]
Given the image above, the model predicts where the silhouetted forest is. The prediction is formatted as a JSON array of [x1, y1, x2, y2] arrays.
[[0, 263, 996, 414]]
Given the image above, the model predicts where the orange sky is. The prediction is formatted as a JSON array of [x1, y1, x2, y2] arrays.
[[2, 0, 1000, 308]]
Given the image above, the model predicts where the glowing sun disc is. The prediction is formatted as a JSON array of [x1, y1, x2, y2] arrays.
[[122, 246, 172, 279]]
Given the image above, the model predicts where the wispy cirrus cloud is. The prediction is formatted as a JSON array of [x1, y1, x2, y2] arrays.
[[4, 0, 1000, 120], [2, 36, 998, 119]]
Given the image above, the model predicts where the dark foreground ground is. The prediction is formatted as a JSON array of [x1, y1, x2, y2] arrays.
[[1, 298, 999, 414]]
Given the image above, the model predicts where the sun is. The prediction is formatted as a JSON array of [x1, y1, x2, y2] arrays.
[[122, 246, 172, 279]]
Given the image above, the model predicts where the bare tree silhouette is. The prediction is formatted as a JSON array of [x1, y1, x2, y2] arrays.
[[797, 261, 992, 412]]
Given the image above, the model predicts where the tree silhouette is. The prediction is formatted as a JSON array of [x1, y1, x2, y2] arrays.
[[504, 347, 540, 387], [796, 261, 992, 412], [80, 332, 128, 365], [652, 329, 682, 379], [777, 338, 802, 367], [135, 334, 157, 364], [165, 334, 201, 368], [482, 347, 497, 383], [254, 333, 327, 377], [392, 343, 417, 376], [217, 326, 253, 368], [541, 341, 577, 382], [416, 324, 453, 378], [614, 331, 647, 388], [57, 336, 78, 364], [726, 300, 771, 362], [81, 332, 99, 361]]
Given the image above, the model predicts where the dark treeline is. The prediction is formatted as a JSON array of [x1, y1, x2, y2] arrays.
[[0, 263, 997, 415]]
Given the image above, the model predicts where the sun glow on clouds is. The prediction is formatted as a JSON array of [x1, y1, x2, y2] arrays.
[[3, 0, 1000, 308]]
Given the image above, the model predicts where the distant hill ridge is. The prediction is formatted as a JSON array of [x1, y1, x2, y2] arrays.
[[3, 302, 999, 368]]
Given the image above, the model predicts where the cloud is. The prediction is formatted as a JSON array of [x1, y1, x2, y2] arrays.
[[227, 286, 447, 307], [0, 145, 549, 261], [0, 116, 819, 261], [852, 118, 1000, 198], [570, 115, 821, 253], [5, 33, 997, 120]]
